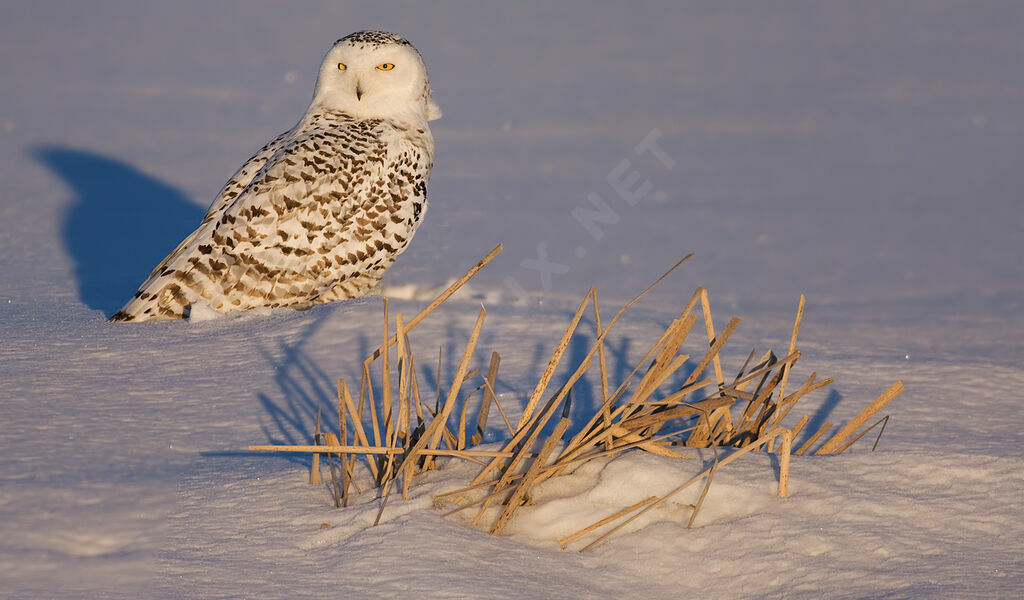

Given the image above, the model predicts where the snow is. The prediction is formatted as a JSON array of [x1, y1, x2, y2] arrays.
[[2, 1, 1023, 598]]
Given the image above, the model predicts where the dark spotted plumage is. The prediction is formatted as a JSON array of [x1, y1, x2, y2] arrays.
[[337, 31, 412, 48]]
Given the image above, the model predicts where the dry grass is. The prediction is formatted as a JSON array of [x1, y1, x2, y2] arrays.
[[249, 245, 903, 549]]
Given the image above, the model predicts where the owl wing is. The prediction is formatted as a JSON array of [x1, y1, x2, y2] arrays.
[[142, 130, 292, 280]]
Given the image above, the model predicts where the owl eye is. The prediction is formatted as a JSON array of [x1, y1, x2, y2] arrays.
[[337, 63, 347, 71], [376, 63, 395, 71]]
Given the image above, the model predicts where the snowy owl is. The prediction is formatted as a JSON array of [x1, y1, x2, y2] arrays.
[[112, 31, 441, 322]]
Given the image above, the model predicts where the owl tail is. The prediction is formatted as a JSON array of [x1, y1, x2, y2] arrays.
[[109, 222, 216, 322], [109, 269, 201, 322]]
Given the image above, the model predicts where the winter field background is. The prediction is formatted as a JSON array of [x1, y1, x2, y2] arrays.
[[1, 2, 1022, 598]]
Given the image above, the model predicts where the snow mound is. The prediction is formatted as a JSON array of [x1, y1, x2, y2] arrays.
[[184, 300, 224, 322], [300, 448, 779, 552], [383, 279, 505, 305]]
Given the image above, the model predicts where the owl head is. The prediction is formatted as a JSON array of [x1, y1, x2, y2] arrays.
[[311, 31, 441, 123]]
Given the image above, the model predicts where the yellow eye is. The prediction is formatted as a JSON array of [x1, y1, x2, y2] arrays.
[[376, 63, 395, 71], [337, 63, 347, 71]]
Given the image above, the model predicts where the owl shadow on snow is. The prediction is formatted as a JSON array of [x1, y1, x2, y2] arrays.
[[33, 146, 206, 317]]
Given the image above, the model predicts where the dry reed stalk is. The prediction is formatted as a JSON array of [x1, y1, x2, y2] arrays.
[[456, 387, 476, 450], [732, 350, 775, 392], [699, 287, 726, 389], [440, 499, 490, 518], [396, 313, 409, 447], [364, 244, 502, 369], [373, 474, 395, 526], [363, 363, 381, 450], [435, 473, 527, 504], [677, 286, 703, 326], [479, 374, 514, 436], [429, 306, 487, 450], [337, 380, 350, 505], [773, 295, 805, 426], [518, 288, 594, 429], [408, 338, 425, 427], [250, 445, 511, 461], [322, 432, 343, 508], [380, 434, 396, 489], [421, 346, 444, 473], [765, 296, 804, 454], [420, 449, 514, 458], [352, 367, 379, 480], [382, 299, 393, 454], [682, 316, 741, 389], [472, 352, 501, 446], [490, 414, 572, 535], [816, 381, 903, 455], [834, 415, 889, 454], [434, 346, 443, 410], [558, 496, 659, 548], [870, 415, 890, 451], [731, 348, 758, 387], [687, 459, 717, 528], [778, 429, 792, 497], [636, 441, 689, 459], [593, 292, 612, 451], [249, 444, 405, 454], [310, 405, 322, 485], [402, 305, 487, 499], [790, 414, 810, 441], [339, 379, 379, 480], [794, 422, 832, 456], [378, 305, 400, 488]]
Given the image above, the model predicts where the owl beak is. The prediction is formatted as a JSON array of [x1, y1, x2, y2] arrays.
[[355, 81, 364, 101]]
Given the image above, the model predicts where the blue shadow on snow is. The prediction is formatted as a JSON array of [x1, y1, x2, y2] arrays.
[[33, 146, 206, 317]]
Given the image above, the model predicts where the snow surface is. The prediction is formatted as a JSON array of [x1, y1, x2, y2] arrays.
[[1, 1, 1022, 598]]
